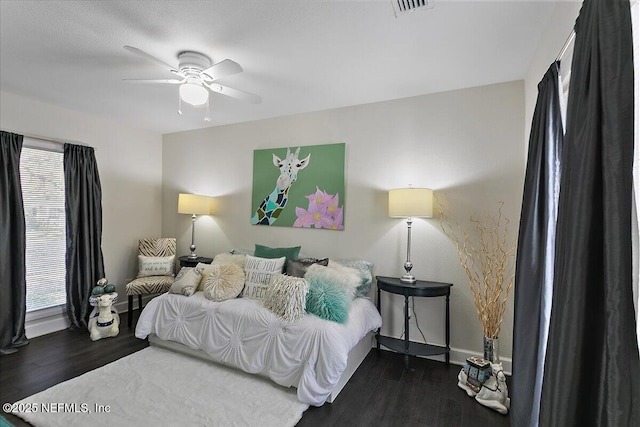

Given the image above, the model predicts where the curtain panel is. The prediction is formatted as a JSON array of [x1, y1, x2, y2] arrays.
[[511, 62, 564, 427], [539, 0, 640, 425], [64, 143, 105, 329], [0, 131, 29, 355]]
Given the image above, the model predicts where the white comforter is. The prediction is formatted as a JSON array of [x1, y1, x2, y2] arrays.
[[135, 292, 382, 406]]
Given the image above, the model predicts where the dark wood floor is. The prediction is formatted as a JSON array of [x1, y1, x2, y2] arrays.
[[1, 315, 510, 427]]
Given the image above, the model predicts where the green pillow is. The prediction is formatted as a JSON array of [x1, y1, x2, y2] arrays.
[[305, 275, 350, 324], [254, 244, 301, 261]]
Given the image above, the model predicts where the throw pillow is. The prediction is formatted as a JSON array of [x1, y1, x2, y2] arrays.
[[170, 266, 203, 297], [305, 275, 351, 324], [212, 252, 246, 270], [331, 259, 374, 297], [254, 244, 301, 262], [196, 262, 216, 291], [195, 253, 248, 291], [203, 264, 246, 302], [262, 274, 309, 322], [305, 263, 361, 298], [138, 255, 175, 278], [196, 262, 215, 291], [242, 255, 286, 301], [286, 257, 329, 278], [230, 248, 254, 256]]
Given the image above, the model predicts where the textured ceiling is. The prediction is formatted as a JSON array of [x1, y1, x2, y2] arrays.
[[0, 1, 558, 134]]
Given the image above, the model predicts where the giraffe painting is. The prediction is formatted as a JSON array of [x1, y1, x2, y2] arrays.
[[251, 147, 311, 225]]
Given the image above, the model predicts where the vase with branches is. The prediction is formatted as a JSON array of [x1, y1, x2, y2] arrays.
[[438, 195, 516, 362]]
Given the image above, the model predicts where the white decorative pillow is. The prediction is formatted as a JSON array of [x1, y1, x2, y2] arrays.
[[242, 255, 286, 301], [306, 262, 361, 298], [332, 259, 374, 297], [203, 264, 246, 302], [212, 253, 246, 270], [196, 262, 217, 291], [263, 274, 309, 322], [138, 255, 175, 278], [170, 266, 203, 296], [196, 254, 247, 291]]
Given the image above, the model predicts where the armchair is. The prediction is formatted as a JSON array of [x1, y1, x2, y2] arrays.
[[125, 238, 176, 327]]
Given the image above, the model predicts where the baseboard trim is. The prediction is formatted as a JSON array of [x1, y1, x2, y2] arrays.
[[112, 294, 157, 314], [376, 345, 512, 375], [25, 294, 157, 339], [26, 313, 70, 339]]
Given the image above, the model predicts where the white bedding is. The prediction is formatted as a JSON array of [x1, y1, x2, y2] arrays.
[[135, 292, 382, 406]]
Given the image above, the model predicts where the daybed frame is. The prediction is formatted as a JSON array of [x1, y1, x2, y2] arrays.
[[148, 330, 376, 403]]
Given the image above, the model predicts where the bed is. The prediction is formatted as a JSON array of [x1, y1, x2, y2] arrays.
[[135, 291, 382, 406]]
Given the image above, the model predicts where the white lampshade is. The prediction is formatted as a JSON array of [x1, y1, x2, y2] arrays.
[[388, 188, 433, 218], [178, 193, 213, 215], [179, 82, 209, 106]]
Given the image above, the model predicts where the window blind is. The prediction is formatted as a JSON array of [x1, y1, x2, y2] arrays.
[[19, 147, 66, 312]]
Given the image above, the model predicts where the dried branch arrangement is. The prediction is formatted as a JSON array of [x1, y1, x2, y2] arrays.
[[438, 195, 516, 339]]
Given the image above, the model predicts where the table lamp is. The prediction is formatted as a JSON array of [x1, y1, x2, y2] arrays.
[[178, 193, 213, 259], [389, 187, 433, 283]]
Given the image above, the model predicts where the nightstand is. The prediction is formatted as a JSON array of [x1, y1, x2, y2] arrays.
[[178, 256, 213, 268], [375, 276, 452, 369]]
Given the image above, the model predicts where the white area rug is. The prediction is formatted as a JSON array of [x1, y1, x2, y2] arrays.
[[14, 346, 308, 427]]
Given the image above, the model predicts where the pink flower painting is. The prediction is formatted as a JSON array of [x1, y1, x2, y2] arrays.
[[294, 187, 344, 230]]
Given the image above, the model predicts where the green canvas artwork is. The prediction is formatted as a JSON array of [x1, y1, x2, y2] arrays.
[[251, 143, 345, 230]]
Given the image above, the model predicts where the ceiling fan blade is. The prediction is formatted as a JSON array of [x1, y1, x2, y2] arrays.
[[124, 46, 178, 73], [123, 78, 184, 84], [200, 59, 243, 81], [206, 83, 262, 104]]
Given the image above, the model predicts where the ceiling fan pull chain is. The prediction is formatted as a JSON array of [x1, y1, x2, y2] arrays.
[[177, 91, 183, 115], [204, 97, 212, 122]]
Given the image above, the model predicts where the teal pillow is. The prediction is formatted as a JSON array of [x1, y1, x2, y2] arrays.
[[254, 244, 301, 261], [305, 275, 350, 324]]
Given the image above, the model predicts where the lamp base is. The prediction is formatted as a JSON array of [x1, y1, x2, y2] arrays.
[[400, 259, 416, 283], [188, 243, 197, 259], [400, 274, 417, 284]]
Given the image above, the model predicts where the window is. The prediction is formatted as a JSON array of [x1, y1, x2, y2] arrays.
[[19, 144, 66, 312]]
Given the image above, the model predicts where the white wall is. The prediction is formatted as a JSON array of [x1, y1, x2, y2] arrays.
[[0, 91, 163, 337], [162, 81, 525, 366]]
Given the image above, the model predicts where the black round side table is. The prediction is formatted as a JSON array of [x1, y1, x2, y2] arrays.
[[178, 256, 213, 268], [375, 275, 452, 369]]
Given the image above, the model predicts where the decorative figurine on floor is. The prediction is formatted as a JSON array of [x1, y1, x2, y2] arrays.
[[475, 363, 510, 414], [458, 360, 510, 414], [458, 368, 477, 397], [88, 278, 119, 341], [92, 277, 116, 296], [89, 293, 120, 341]]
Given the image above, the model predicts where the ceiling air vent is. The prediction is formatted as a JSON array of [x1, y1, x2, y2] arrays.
[[392, 0, 434, 17]]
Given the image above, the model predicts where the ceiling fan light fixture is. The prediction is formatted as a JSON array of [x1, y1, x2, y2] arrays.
[[180, 81, 209, 106], [124, 46, 261, 120]]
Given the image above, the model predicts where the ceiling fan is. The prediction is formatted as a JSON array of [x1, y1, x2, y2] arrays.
[[123, 46, 261, 121]]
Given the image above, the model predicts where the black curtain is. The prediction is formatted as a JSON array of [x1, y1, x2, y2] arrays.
[[64, 144, 105, 329], [540, 0, 639, 426], [0, 131, 29, 355], [511, 62, 564, 427]]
